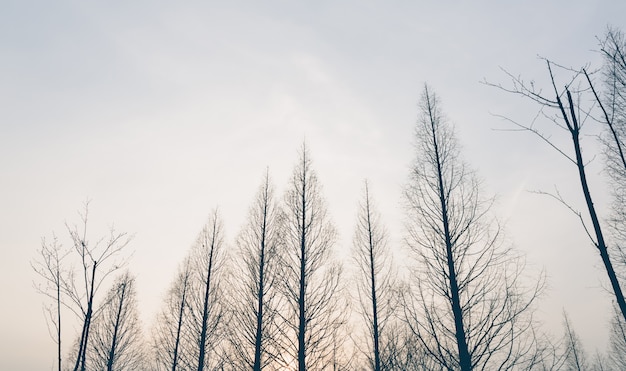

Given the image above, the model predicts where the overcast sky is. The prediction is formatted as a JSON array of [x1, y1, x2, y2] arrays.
[[2, 1, 625, 369]]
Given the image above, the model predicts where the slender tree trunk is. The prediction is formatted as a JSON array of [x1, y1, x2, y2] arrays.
[[73, 306, 88, 371], [365, 186, 381, 371], [253, 198, 268, 371], [57, 265, 62, 371], [172, 273, 189, 371], [73, 262, 97, 371], [426, 91, 472, 371], [198, 225, 217, 371], [298, 166, 307, 371], [559, 90, 626, 323], [106, 282, 127, 371], [80, 263, 97, 371]]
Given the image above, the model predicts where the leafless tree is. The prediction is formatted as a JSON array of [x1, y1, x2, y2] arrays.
[[152, 258, 193, 371], [35, 202, 133, 371], [352, 180, 397, 371], [487, 56, 626, 324], [403, 84, 544, 370], [598, 27, 626, 286], [607, 305, 626, 370], [279, 143, 345, 371], [599, 27, 626, 182], [64, 203, 132, 371], [32, 235, 69, 371], [561, 311, 588, 371], [187, 209, 227, 371], [227, 170, 284, 370], [88, 272, 145, 371], [151, 210, 227, 371]]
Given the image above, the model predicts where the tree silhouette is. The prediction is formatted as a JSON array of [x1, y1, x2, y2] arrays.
[[598, 27, 626, 288], [279, 144, 345, 371], [152, 258, 193, 371], [189, 209, 227, 371], [489, 57, 626, 324], [89, 272, 145, 371], [561, 311, 588, 371], [228, 170, 284, 370], [32, 235, 68, 371], [403, 84, 544, 370], [352, 180, 397, 370]]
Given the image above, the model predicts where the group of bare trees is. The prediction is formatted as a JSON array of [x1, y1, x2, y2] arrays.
[[149, 146, 347, 371], [33, 27, 626, 371]]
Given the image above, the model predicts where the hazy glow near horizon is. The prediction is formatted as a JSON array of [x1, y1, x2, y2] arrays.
[[1, 2, 625, 369]]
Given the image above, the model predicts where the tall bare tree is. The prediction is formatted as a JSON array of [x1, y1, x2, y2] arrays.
[[34, 202, 133, 371], [489, 57, 626, 324], [561, 311, 588, 371], [152, 258, 193, 371], [228, 170, 284, 370], [151, 211, 227, 371], [404, 84, 544, 370], [32, 235, 68, 371], [65, 204, 132, 371], [599, 27, 626, 182], [598, 27, 626, 287], [608, 306, 626, 369], [280, 144, 345, 371], [89, 272, 144, 371], [187, 209, 227, 371], [352, 180, 396, 371]]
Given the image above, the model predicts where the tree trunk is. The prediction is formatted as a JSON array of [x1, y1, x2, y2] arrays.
[[106, 281, 127, 371], [171, 272, 188, 371], [426, 90, 472, 371], [253, 197, 268, 371], [365, 188, 381, 371], [298, 162, 308, 371], [73, 262, 97, 371], [57, 265, 62, 371], [197, 224, 217, 371], [560, 89, 626, 323]]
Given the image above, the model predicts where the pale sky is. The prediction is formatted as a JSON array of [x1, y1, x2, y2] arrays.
[[1, 1, 625, 370]]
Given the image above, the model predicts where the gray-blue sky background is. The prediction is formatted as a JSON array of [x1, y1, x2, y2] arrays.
[[1, 1, 625, 369]]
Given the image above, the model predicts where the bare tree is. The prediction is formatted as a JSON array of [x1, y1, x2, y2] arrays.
[[151, 211, 227, 371], [598, 27, 626, 287], [604, 305, 626, 370], [352, 180, 397, 371], [64, 203, 132, 371], [228, 170, 284, 370], [89, 272, 144, 371], [187, 209, 227, 371], [32, 235, 69, 371], [34, 202, 133, 371], [561, 311, 588, 371], [599, 27, 626, 182], [152, 259, 193, 371], [488, 58, 626, 323], [403, 84, 544, 370], [280, 143, 345, 371]]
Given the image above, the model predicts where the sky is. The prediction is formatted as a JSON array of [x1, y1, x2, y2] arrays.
[[1, 1, 625, 369]]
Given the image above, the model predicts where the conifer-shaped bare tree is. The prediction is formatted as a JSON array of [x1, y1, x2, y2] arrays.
[[228, 170, 284, 370], [188, 210, 227, 371], [280, 144, 345, 371], [404, 85, 543, 370], [152, 258, 193, 371], [352, 180, 396, 371], [89, 272, 145, 371]]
